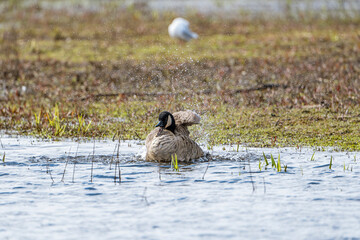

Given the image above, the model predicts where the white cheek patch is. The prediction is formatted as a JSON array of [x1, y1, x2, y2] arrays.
[[165, 116, 172, 128]]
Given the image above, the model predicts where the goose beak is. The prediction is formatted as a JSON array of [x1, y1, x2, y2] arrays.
[[155, 122, 161, 127]]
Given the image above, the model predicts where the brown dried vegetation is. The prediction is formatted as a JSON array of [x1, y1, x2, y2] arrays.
[[0, 3, 359, 150]]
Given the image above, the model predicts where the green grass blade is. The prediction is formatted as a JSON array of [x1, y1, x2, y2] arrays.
[[263, 152, 269, 166], [270, 154, 276, 168], [277, 154, 281, 172], [329, 156, 333, 169], [171, 154, 179, 172], [310, 152, 315, 161], [85, 121, 92, 132], [258, 158, 262, 171], [174, 153, 179, 172]]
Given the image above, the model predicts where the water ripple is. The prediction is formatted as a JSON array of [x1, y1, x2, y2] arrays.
[[85, 193, 103, 196]]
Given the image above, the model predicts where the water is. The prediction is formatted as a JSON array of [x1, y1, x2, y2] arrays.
[[1, 136, 360, 239]]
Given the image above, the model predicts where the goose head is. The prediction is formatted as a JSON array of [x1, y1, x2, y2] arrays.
[[155, 111, 176, 136]]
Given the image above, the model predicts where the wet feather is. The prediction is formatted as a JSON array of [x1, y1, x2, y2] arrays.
[[146, 111, 204, 162]]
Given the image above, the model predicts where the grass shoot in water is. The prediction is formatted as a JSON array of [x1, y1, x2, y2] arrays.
[[262, 152, 287, 172], [310, 152, 316, 161], [258, 158, 262, 172], [276, 153, 281, 172], [263, 152, 269, 166], [171, 153, 179, 172], [329, 156, 333, 169], [270, 154, 276, 168]]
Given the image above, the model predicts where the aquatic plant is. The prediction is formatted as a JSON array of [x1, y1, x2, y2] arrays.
[[248, 159, 256, 192], [72, 143, 79, 183], [34, 111, 41, 131], [171, 153, 179, 172], [270, 154, 276, 168], [258, 158, 262, 171], [90, 141, 95, 183], [310, 152, 316, 161], [262, 152, 286, 172], [202, 162, 210, 180], [114, 160, 121, 184], [276, 153, 281, 172], [46, 105, 66, 137], [263, 152, 269, 166], [46, 159, 55, 183], [329, 156, 333, 169], [61, 147, 71, 182], [77, 114, 92, 135]]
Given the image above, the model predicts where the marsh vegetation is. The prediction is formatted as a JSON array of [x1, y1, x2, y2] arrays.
[[0, 1, 359, 150], [0, 2, 359, 238]]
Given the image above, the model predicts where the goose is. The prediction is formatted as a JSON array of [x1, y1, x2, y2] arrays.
[[168, 17, 198, 42], [145, 110, 204, 162]]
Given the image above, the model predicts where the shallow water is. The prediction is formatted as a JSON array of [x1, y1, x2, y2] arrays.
[[1, 136, 359, 239]]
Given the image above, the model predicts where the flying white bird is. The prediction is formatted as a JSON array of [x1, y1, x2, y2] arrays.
[[168, 17, 198, 42]]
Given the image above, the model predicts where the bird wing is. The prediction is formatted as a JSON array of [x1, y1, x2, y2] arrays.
[[145, 128, 158, 150], [174, 134, 204, 162], [173, 110, 201, 126], [180, 28, 198, 41]]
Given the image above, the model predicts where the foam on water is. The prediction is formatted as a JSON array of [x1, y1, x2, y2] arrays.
[[0, 135, 359, 239]]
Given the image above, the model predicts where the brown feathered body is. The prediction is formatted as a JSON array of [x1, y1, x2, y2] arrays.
[[145, 110, 204, 162]]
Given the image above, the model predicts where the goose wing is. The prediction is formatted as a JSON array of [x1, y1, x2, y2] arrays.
[[175, 134, 204, 161], [145, 128, 158, 150], [172, 110, 201, 126]]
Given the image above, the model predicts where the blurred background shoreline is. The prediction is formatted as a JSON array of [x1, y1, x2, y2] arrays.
[[1, 0, 360, 18]]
